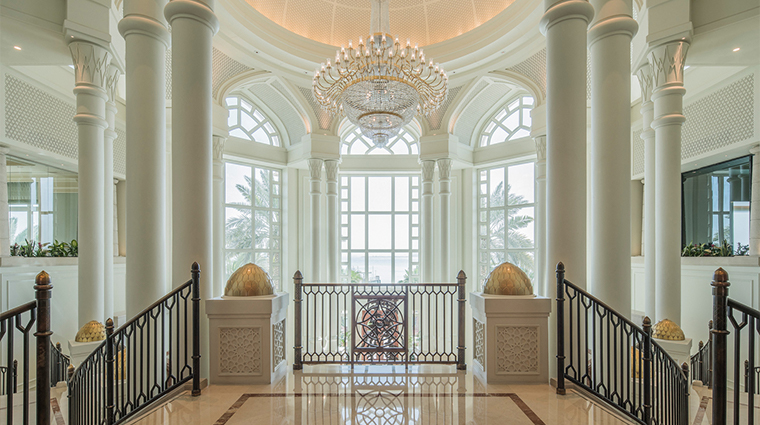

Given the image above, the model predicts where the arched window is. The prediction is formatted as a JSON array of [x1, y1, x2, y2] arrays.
[[479, 95, 534, 147], [225, 96, 281, 147], [341, 127, 419, 155]]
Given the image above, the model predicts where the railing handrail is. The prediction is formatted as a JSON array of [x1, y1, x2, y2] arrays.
[[561, 277, 687, 382], [0, 300, 36, 322], [726, 297, 760, 320], [114, 278, 193, 334], [299, 282, 460, 287]]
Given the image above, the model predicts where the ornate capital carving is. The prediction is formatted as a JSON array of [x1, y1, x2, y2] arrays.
[[636, 64, 653, 103], [105, 64, 121, 103], [647, 41, 689, 89], [324, 160, 340, 182], [69, 42, 112, 89], [307, 158, 324, 181], [436, 158, 452, 180], [534, 136, 546, 160], [420, 160, 436, 182], [212, 137, 226, 161]]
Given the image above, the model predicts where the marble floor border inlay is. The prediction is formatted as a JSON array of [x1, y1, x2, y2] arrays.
[[213, 393, 546, 425]]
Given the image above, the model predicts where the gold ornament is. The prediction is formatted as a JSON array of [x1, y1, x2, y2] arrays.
[[224, 263, 274, 297], [482, 262, 533, 296], [75, 320, 106, 342], [651, 319, 685, 341]]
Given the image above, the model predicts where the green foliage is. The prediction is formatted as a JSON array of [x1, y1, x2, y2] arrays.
[[488, 181, 535, 279], [681, 240, 748, 257], [10, 239, 78, 257], [225, 171, 272, 274]]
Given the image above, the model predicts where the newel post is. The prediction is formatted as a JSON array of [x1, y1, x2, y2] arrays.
[[34, 270, 52, 425], [191, 262, 201, 396], [555, 262, 566, 395], [293, 271, 303, 370], [457, 270, 467, 371], [643, 316, 652, 424], [712, 268, 730, 425], [105, 318, 115, 425]]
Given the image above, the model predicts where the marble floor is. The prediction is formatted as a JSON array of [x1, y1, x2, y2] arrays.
[[115, 366, 658, 425]]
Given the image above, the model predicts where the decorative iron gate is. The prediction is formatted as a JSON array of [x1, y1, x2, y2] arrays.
[[293, 271, 467, 369]]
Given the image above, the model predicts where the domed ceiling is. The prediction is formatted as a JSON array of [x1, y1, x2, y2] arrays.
[[244, 0, 517, 47]]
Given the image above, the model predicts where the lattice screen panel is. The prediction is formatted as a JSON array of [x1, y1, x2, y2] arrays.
[[632, 129, 644, 176], [298, 86, 333, 130], [250, 83, 306, 146], [454, 83, 511, 147], [212, 48, 252, 98], [507, 48, 546, 98], [427, 85, 461, 131]]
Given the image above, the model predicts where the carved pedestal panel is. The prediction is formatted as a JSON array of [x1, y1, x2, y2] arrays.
[[470, 292, 551, 384]]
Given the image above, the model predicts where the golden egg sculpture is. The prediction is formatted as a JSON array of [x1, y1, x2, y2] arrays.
[[651, 319, 685, 341], [224, 263, 274, 296], [75, 320, 106, 342], [482, 262, 533, 295]]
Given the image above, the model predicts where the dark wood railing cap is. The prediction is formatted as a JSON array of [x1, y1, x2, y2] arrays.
[[457, 270, 466, 280], [712, 268, 730, 286], [34, 270, 52, 291], [556, 262, 565, 272], [682, 362, 689, 376], [192, 262, 200, 272], [293, 270, 303, 280], [709, 320, 713, 330], [643, 316, 651, 328]]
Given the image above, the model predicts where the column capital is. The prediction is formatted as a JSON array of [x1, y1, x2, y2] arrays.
[[307, 158, 324, 181], [420, 160, 436, 182], [648, 41, 689, 89], [105, 64, 121, 104], [212, 136, 226, 162], [540, 0, 595, 35], [636, 63, 654, 104], [436, 158, 452, 181], [534, 136, 547, 161], [324, 159, 340, 182], [69, 41, 112, 90], [164, 0, 220, 34]]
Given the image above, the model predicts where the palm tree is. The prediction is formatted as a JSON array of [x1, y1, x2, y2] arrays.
[[225, 170, 273, 274], [488, 181, 535, 279]]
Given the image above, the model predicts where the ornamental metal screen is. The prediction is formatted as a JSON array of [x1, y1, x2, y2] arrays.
[[293, 273, 467, 369]]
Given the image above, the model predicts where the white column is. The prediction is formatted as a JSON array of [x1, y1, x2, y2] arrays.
[[750, 146, 760, 255], [325, 159, 340, 283], [540, 0, 594, 287], [630, 180, 643, 256], [0, 146, 10, 256], [637, 64, 656, 321], [648, 41, 689, 326], [534, 136, 547, 297], [308, 158, 324, 281], [420, 160, 436, 283], [116, 180, 127, 256], [437, 158, 452, 282], [166, 0, 219, 297], [588, 0, 637, 316], [119, 0, 170, 316], [212, 137, 226, 297], [104, 64, 120, 321], [69, 41, 111, 327]]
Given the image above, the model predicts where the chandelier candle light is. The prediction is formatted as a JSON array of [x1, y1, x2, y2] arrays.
[[312, 0, 448, 147]]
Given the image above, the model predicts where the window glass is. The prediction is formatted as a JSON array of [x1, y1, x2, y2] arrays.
[[224, 162, 283, 290], [341, 127, 419, 155], [225, 96, 281, 147], [682, 156, 751, 250], [477, 162, 536, 285], [480, 95, 535, 147]]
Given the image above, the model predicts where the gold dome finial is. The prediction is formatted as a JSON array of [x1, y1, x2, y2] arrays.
[[651, 318, 685, 341], [482, 262, 533, 296], [224, 263, 274, 296], [75, 320, 106, 342]]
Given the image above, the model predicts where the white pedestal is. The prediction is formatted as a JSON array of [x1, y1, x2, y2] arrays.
[[206, 293, 289, 385], [68, 340, 103, 367], [653, 338, 693, 368], [469, 292, 551, 384]]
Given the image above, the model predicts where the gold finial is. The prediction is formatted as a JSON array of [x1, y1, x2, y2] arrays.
[[482, 262, 533, 295], [651, 318, 686, 341], [75, 320, 106, 342], [224, 263, 274, 296]]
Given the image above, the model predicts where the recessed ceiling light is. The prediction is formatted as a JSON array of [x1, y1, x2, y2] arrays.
[[733, 47, 740, 52], [13, 46, 21, 51]]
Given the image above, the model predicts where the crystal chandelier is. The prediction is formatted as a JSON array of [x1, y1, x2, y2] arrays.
[[312, 0, 448, 148]]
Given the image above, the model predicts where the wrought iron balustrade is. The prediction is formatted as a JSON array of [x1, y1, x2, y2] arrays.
[[293, 271, 467, 369], [689, 321, 712, 389], [67, 263, 201, 425], [555, 262, 689, 425], [0, 270, 54, 425], [51, 341, 71, 387]]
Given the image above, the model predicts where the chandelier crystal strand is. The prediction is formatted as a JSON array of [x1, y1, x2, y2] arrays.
[[312, 1, 447, 148]]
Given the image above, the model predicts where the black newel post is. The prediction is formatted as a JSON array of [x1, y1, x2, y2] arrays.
[[556, 262, 566, 395], [642, 316, 652, 424], [293, 271, 303, 370], [457, 270, 467, 371], [35, 270, 52, 425], [711, 268, 730, 425], [106, 318, 115, 425], [191, 262, 201, 396]]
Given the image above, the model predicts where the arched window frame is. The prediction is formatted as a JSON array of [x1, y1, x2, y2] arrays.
[[479, 95, 535, 147], [225, 95, 281, 147], [340, 126, 420, 156]]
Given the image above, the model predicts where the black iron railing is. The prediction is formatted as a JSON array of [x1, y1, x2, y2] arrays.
[[710, 267, 760, 425], [51, 341, 71, 387], [689, 321, 712, 388], [293, 271, 467, 369], [0, 270, 54, 425], [555, 263, 689, 425], [67, 263, 201, 425]]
